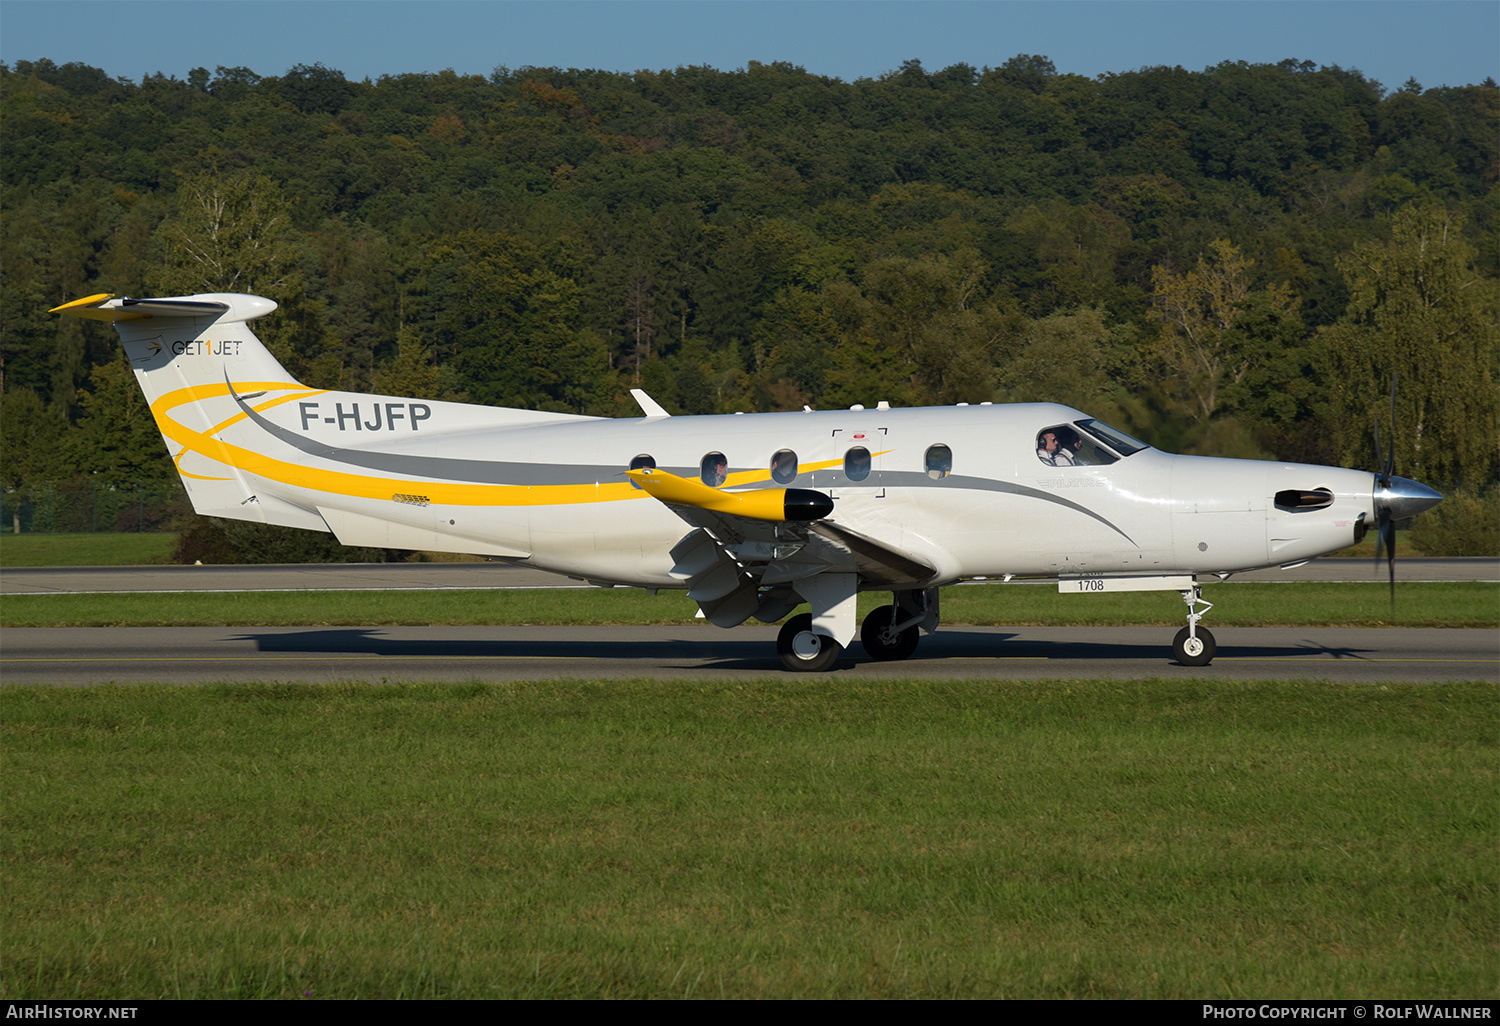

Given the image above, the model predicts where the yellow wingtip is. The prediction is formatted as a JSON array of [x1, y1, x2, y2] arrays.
[[627, 466, 790, 521]]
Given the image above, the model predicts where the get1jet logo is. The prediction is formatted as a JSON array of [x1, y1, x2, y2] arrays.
[[170, 339, 244, 356]]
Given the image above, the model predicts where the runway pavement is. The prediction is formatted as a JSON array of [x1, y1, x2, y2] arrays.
[[0, 560, 583, 594], [3, 624, 1495, 684], [4, 558, 1493, 685], [4, 556, 1497, 594]]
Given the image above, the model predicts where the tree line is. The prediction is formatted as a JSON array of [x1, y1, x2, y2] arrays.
[[2, 54, 1495, 554]]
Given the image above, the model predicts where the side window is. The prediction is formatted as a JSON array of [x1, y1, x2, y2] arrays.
[[628, 453, 655, 490], [844, 446, 871, 482], [770, 449, 798, 484], [925, 444, 952, 480], [700, 452, 728, 488], [1036, 426, 1071, 466], [1037, 425, 1119, 467]]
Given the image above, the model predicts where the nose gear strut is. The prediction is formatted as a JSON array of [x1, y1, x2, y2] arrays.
[[1173, 585, 1216, 666]]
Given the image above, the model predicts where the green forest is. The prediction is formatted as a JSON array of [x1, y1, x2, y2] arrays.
[[2, 55, 1496, 555]]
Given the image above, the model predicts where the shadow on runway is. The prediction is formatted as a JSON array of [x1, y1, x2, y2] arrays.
[[232, 629, 770, 660], [228, 628, 1379, 671]]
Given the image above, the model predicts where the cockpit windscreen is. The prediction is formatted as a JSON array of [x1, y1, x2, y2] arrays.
[[1076, 419, 1149, 457], [1036, 419, 1151, 467]]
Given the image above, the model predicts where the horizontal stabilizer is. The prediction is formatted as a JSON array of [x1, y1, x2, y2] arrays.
[[51, 292, 276, 323]]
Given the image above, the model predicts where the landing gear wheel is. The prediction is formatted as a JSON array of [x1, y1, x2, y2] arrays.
[[860, 605, 919, 662], [1173, 626, 1216, 667], [777, 613, 843, 672]]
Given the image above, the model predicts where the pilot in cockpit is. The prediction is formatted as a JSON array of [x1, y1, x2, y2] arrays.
[[1038, 426, 1090, 466], [1037, 428, 1070, 466], [1037, 430, 1056, 464]]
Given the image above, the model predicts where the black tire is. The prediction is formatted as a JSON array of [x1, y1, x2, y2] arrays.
[[1172, 626, 1216, 667], [777, 613, 843, 672], [860, 605, 920, 661]]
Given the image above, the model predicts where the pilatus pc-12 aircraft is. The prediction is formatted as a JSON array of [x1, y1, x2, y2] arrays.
[[54, 291, 1443, 671]]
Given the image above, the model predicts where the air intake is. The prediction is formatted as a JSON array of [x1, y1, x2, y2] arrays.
[[1274, 488, 1335, 512]]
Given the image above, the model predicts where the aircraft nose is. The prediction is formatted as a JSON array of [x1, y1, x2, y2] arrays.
[[1375, 475, 1443, 519]]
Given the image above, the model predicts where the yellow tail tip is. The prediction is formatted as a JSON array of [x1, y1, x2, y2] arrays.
[[49, 293, 117, 314]]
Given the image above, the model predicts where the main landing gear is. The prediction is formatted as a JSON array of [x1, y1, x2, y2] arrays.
[[776, 585, 936, 672], [775, 572, 858, 672], [859, 603, 921, 661], [777, 613, 843, 672], [1173, 585, 1216, 666]]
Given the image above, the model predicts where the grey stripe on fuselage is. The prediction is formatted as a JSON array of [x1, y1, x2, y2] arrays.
[[876, 472, 1137, 544], [234, 390, 620, 486], [232, 390, 1135, 543]]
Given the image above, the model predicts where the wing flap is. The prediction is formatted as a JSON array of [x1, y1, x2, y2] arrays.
[[662, 508, 937, 596], [811, 521, 937, 586]]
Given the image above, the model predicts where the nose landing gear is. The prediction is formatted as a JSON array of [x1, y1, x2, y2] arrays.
[[1173, 585, 1216, 666]]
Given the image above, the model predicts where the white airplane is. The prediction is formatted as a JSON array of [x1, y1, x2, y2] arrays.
[[54, 291, 1444, 671]]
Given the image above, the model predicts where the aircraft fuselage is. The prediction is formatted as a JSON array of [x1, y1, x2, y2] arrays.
[[255, 399, 1376, 587]]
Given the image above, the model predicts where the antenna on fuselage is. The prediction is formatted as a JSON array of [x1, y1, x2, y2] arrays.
[[631, 389, 671, 418]]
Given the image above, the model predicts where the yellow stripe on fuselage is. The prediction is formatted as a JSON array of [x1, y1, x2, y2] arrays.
[[150, 382, 851, 507], [202, 387, 326, 439], [170, 388, 319, 482], [172, 447, 232, 482]]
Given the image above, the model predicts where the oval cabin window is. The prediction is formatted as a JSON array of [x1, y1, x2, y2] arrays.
[[925, 444, 953, 480], [628, 454, 655, 490], [700, 452, 728, 488], [771, 449, 798, 484], [844, 447, 871, 482]]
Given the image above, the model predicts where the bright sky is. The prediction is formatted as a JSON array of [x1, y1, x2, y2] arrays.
[[2, 1, 1496, 92]]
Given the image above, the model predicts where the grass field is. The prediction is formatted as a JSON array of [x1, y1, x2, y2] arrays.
[[1, 679, 1494, 999], [5, 543, 1494, 998], [3, 581, 1495, 629], [0, 532, 180, 567]]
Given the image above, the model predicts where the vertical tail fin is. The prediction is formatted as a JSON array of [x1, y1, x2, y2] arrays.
[[52, 292, 329, 530]]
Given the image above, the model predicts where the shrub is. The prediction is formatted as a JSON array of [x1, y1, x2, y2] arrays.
[[1408, 487, 1500, 556]]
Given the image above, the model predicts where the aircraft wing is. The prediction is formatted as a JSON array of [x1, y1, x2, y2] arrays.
[[628, 467, 936, 626]]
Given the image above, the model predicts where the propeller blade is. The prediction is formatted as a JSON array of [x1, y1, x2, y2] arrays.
[[1366, 373, 1443, 618], [1373, 504, 1388, 573], [1384, 372, 1398, 484], [1372, 416, 1386, 487], [1380, 514, 1396, 612], [1370, 373, 1399, 610]]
